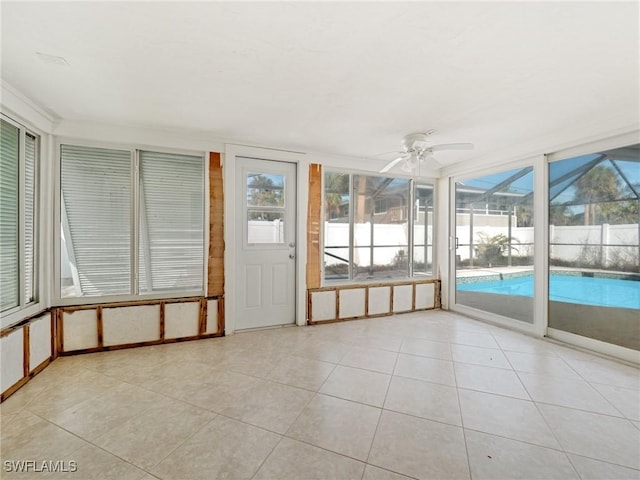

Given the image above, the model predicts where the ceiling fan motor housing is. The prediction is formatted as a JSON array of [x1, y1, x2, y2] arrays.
[[402, 131, 434, 154]]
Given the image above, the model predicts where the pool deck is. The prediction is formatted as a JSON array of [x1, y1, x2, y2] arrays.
[[457, 266, 532, 279]]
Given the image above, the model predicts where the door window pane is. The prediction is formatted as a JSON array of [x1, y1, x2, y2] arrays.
[[548, 145, 639, 350], [247, 174, 284, 207], [455, 166, 535, 323], [247, 173, 285, 244]]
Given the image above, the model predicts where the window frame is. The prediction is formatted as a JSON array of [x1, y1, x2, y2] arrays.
[[54, 138, 207, 306], [0, 113, 40, 322], [321, 167, 437, 286]]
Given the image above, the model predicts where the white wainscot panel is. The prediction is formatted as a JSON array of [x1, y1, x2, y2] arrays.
[[165, 302, 200, 339], [415, 283, 435, 309], [1, 329, 24, 393], [368, 286, 391, 315], [29, 314, 51, 369], [103, 305, 160, 346], [339, 288, 366, 319], [206, 299, 219, 334], [63, 309, 98, 351], [311, 291, 336, 321], [393, 285, 413, 312]]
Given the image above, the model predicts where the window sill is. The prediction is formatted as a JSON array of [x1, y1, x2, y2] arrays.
[[319, 276, 437, 290], [1, 302, 46, 330], [53, 291, 208, 308]]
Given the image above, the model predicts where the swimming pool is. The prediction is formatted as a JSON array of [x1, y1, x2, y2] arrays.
[[457, 274, 640, 309]]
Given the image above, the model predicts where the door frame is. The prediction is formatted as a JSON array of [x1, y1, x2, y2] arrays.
[[224, 144, 309, 334]]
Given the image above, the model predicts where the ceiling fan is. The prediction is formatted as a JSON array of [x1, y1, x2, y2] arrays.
[[379, 131, 474, 173]]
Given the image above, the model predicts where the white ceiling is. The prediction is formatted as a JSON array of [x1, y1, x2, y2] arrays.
[[1, 1, 639, 170]]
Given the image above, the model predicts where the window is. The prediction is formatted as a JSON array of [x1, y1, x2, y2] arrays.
[[413, 184, 435, 276], [139, 151, 204, 292], [60, 145, 204, 299], [61, 145, 132, 297], [454, 165, 535, 323], [0, 116, 38, 313], [548, 145, 639, 349], [374, 198, 388, 215], [323, 171, 434, 283]]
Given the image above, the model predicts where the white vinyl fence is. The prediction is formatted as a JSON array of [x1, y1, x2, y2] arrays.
[[249, 218, 638, 269]]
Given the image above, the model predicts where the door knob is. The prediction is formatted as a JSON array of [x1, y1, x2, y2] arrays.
[[289, 253, 296, 259]]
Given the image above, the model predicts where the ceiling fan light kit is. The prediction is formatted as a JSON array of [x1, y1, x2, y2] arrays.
[[380, 131, 473, 174]]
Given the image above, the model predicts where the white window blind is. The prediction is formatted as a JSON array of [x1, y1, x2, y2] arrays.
[[61, 145, 132, 297], [24, 133, 36, 303], [0, 119, 19, 311], [138, 151, 204, 292], [60, 144, 204, 299]]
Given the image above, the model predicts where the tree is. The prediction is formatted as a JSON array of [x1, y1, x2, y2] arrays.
[[247, 175, 283, 221], [324, 172, 349, 221], [596, 199, 639, 225], [574, 165, 620, 225], [248, 175, 282, 207], [549, 204, 574, 226]]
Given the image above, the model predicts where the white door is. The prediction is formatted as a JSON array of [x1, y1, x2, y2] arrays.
[[235, 157, 297, 330]]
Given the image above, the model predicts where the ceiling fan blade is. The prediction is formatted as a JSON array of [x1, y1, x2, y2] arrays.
[[430, 142, 474, 151], [373, 150, 404, 157], [380, 156, 406, 173]]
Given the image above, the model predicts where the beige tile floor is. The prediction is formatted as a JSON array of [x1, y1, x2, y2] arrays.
[[1, 310, 639, 479]]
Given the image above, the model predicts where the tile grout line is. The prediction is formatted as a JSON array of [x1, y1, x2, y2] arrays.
[[248, 430, 287, 480], [499, 343, 583, 479], [25, 410, 159, 478], [450, 333, 474, 480], [559, 357, 633, 419], [144, 413, 219, 475], [362, 347, 400, 470]]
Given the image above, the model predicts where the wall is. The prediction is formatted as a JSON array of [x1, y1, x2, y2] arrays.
[[0, 88, 231, 401], [0, 313, 54, 401], [308, 280, 440, 324], [58, 297, 223, 354], [1, 297, 224, 401]]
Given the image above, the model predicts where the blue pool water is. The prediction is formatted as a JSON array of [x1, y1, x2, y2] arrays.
[[457, 274, 640, 309]]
